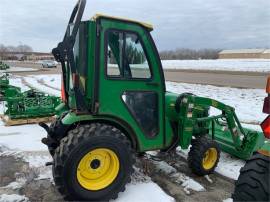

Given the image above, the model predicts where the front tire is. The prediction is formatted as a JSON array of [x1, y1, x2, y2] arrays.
[[188, 136, 220, 176], [53, 123, 135, 201], [232, 153, 269, 201]]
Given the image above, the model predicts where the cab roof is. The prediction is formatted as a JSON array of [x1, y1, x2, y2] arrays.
[[91, 13, 153, 31]]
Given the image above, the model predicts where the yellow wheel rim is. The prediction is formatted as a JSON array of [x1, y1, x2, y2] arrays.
[[77, 148, 120, 191], [202, 148, 218, 170]]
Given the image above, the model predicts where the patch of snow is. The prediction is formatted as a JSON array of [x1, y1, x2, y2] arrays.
[[34, 75, 61, 91], [115, 182, 175, 202], [223, 198, 233, 202], [182, 178, 205, 194], [154, 161, 205, 193], [4, 181, 25, 190], [8, 77, 29, 92], [241, 123, 262, 131], [154, 161, 177, 175], [22, 152, 51, 167], [131, 166, 151, 183], [0, 194, 28, 202], [171, 172, 205, 194], [36, 168, 53, 181], [176, 147, 189, 160], [215, 153, 245, 180], [23, 76, 60, 96], [0, 124, 47, 151], [204, 175, 213, 183], [162, 59, 270, 72]]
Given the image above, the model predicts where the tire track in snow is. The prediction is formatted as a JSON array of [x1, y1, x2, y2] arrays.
[[37, 78, 61, 91], [21, 76, 60, 97], [139, 153, 234, 202]]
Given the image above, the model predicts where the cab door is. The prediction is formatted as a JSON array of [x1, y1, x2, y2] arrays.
[[97, 18, 166, 151]]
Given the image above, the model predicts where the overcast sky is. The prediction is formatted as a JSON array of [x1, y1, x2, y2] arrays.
[[0, 0, 270, 52]]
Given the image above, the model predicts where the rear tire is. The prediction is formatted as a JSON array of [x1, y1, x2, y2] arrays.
[[232, 153, 269, 202], [188, 136, 220, 176], [53, 123, 135, 201]]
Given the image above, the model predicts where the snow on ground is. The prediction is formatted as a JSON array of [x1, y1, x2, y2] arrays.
[[215, 153, 245, 180], [23, 76, 60, 96], [35, 75, 61, 91], [162, 59, 270, 72], [116, 182, 174, 202], [8, 77, 30, 92], [167, 81, 266, 125], [0, 194, 29, 202], [0, 123, 47, 151], [0, 67, 38, 73], [223, 198, 233, 202], [153, 160, 205, 194]]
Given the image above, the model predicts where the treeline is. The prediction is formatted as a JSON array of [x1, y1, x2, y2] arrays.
[[0, 44, 33, 60], [159, 48, 221, 60], [0, 44, 33, 53]]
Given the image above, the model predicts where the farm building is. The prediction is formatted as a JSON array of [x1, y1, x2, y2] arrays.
[[219, 49, 270, 59]]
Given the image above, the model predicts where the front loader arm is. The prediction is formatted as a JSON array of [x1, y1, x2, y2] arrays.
[[192, 96, 246, 150], [179, 94, 248, 150]]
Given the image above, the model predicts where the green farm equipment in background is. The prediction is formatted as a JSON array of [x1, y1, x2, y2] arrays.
[[0, 73, 61, 125], [39, 1, 270, 201], [0, 61, 10, 70], [0, 74, 21, 101], [2, 89, 61, 125]]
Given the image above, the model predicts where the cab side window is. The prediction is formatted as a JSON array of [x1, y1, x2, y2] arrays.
[[106, 30, 151, 79]]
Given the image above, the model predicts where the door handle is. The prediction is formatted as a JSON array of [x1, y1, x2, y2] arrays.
[[146, 82, 159, 86]]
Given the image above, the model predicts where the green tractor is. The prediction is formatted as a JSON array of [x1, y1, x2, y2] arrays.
[[40, 0, 270, 201]]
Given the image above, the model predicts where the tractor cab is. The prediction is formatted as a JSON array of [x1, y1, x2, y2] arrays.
[[52, 1, 170, 151]]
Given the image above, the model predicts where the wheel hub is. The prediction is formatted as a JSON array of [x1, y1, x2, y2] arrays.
[[77, 148, 120, 190], [202, 148, 218, 170], [90, 159, 101, 169]]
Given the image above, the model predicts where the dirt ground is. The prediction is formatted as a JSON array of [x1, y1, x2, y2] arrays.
[[0, 150, 234, 202]]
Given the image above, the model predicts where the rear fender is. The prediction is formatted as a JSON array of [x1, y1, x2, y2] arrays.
[[61, 112, 139, 150]]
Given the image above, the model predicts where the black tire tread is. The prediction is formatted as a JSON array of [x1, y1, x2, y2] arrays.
[[188, 136, 220, 176], [232, 153, 270, 202], [53, 123, 135, 201]]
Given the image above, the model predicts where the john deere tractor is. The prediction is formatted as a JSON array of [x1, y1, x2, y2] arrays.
[[40, 0, 270, 201]]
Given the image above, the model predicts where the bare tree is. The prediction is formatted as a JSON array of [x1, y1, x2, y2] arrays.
[[17, 44, 33, 52]]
